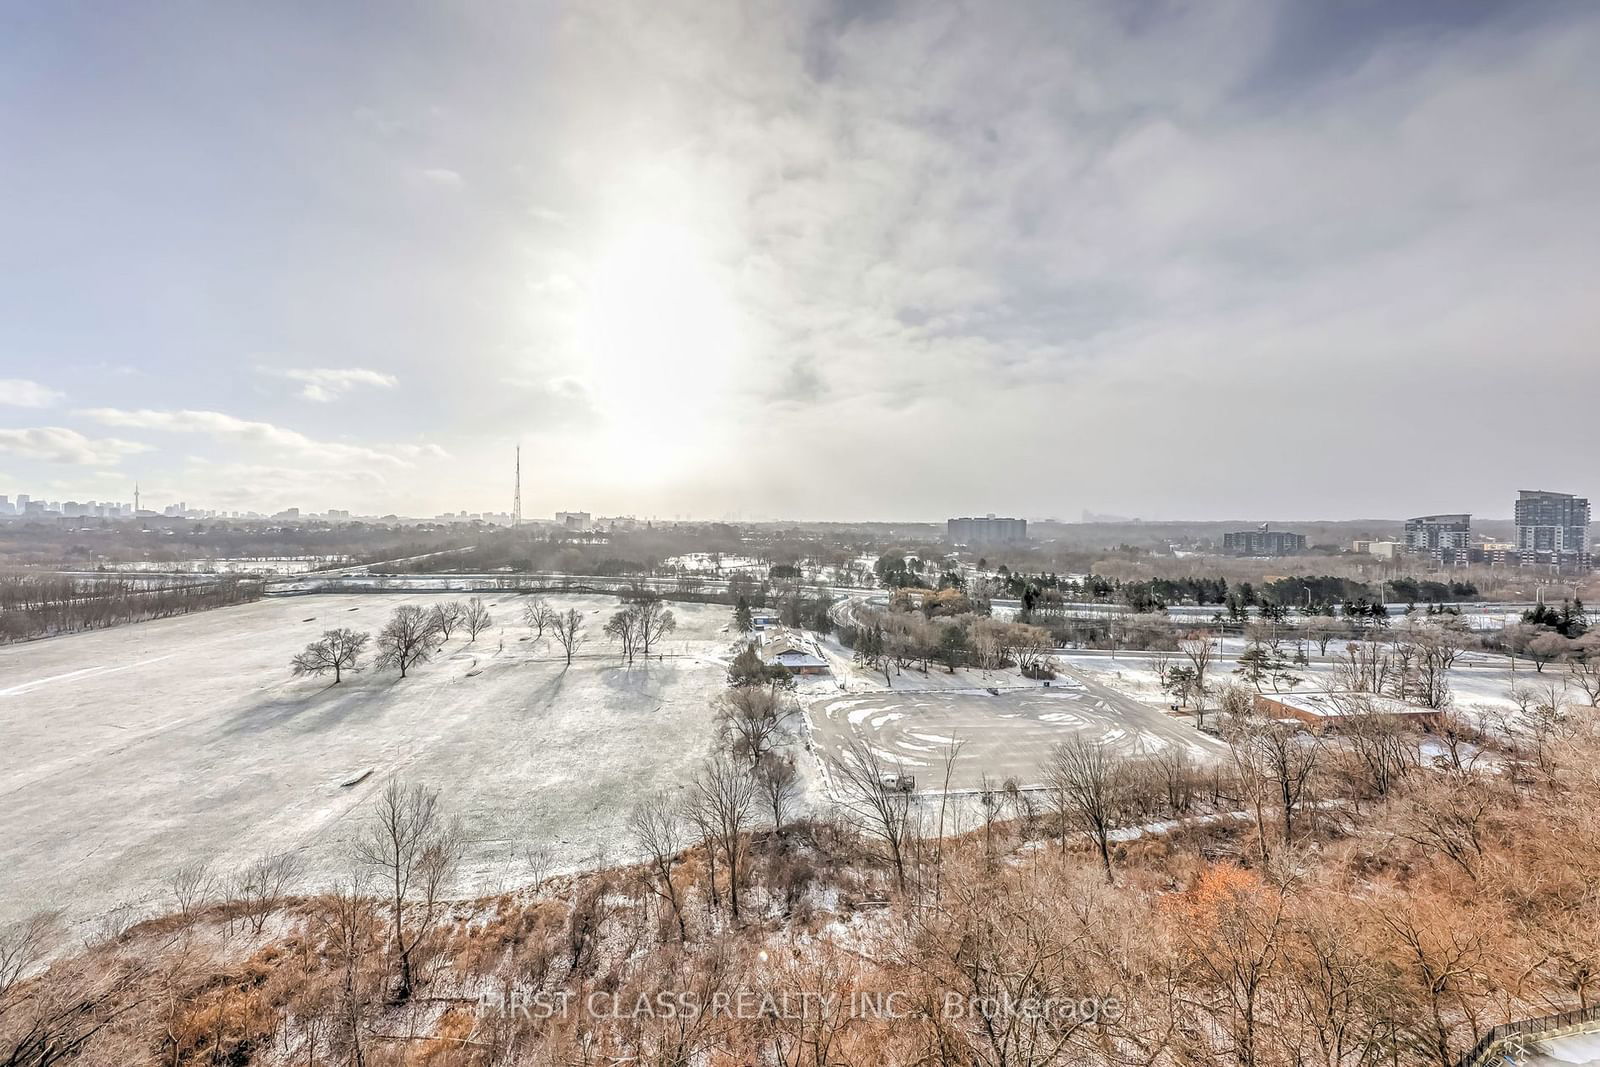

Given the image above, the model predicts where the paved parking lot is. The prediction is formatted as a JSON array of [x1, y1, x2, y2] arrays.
[[802, 670, 1227, 793]]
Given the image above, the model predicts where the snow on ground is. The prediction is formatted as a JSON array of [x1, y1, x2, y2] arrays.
[[0, 594, 740, 933], [1055, 648, 1541, 725], [1054, 645, 1579, 755], [800, 669, 1227, 795], [661, 552, 764, 575]]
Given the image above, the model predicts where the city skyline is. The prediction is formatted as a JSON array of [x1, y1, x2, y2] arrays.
[[1, 478, 1593, 528]]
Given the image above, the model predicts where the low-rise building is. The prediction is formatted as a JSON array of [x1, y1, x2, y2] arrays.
[[759, 629, 830, 675], [1253, 690, 1439, 733]]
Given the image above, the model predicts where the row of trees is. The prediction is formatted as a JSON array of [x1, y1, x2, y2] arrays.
[[603, 596, 676, 665], [0, 573, 260, 643], [840, 609, 1055, 679], [1004, 570, 1480, 616], [290, 599, 496, 683], [291, 591, 702, 683]]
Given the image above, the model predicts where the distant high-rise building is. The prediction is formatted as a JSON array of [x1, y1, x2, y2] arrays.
[[946, 514, 1027, 545], [1222, 524, 1305, 556], [1404, 513, 1472, 566], [555, 510, 592, 532], [1514, 490, 1590, 569]]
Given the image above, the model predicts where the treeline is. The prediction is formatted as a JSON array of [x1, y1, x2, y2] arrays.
[[1005, 570, 1479, 615], [838, 600, 1056, 679], [390, 524, 863, 580], [0, 573, 261, 643], [0, 517, 463, 570], [731, 582, 835, 634]]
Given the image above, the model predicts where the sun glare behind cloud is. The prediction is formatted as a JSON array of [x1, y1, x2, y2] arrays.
[[573, 220, 741, 481]]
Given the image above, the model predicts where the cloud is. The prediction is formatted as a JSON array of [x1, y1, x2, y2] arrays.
[[524, 0, 1600, 518], [0, 379, 64, 408], [5, 0, 1597, 518], [74, 408, 412, 468], [267, 366, 400, 402], [0, 427, 150, 465], [393, 442, 451, 460], [177, 458, 393, 509]]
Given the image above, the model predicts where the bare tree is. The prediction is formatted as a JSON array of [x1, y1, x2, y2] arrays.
[[427, 601, 465, 642], [0, 912, 58, 998], [755, 752, 801, 832], [1334, 694, 1418, 797], [1335, 640, 1397, 695], [1566, 632, 1600, 706], [688, 757, 757, 919], [169, 860, 217, 919], [291, 627, 370, 684], [1400, 618, 1469, 710], [1303, 615, 1345, 656], [461, 598, 493, 642], [628, 791, 689, 942], [1226, 714, 1322, 846], [1396, 778, 1496, 880], [551, 607, 585, 666], [634, 596, 677, 656], [374, 605, 440, 679], [1180, 633, 1216, 712], [827, 734, 915, 893], [521, 597, 555, 640], [1146, 650, 1174, 688], [933, 734, 966, 908], [352, 779, 462, 1000], [315, 873, 377, 1067], [1528, 631, 1574, 673], [1044, 736, 1127, 882], [1150, 745, 1198, 814], [604, 607, 641, 664], [230, 851, 302, 935], [717, 685, 792, 767], [523, 844, 555, 892]]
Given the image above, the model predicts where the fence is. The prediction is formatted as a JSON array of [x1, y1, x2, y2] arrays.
[[1453, 1003, 1600, 1067]]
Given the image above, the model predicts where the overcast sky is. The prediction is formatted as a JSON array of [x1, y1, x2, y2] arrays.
[[1, 1, 1597, 521]]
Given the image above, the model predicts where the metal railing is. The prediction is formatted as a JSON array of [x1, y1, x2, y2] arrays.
[[1453, 1004, 1600, 1067]]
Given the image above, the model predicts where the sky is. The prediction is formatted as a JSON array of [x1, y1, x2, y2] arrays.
[[1, 0, 1597, 522]]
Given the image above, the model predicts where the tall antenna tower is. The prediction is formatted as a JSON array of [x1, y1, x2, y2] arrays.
[[134, 482, 140, 514], [512, 446, 522, 527]]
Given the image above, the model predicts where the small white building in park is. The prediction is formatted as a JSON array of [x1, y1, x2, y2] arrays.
[[759, 629, 831, 676]]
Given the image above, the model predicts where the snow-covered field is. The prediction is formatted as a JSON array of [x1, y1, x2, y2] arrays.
[[1054, 649, 1554, 732], [0, 593, 739, 933]]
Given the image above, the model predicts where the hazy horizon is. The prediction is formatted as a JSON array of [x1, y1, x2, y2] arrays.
[[3, 1, 1598, 521]]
